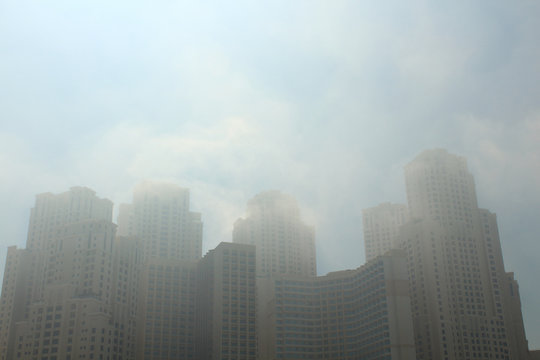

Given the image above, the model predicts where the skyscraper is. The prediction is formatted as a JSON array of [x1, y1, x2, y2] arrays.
[[195, 243, 257, 360], [233, 191, 316, 277], [118, 182, 201, 359], [404, 149, 478, 227], [26, 187, 113, 251], [134, 242, 257, 360], [117, 183, 256, 360], [117, 182, 203, 261], [0, 185, 257, 360], [258, 250, 417, 360], [0, 188, 139, 360], [363, 203, 409, 262], [365, 149, 532, 360], [10, 220, 128, 360], [136, 258, 197, 359]]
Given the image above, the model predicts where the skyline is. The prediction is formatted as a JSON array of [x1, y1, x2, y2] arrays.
[[2, 151, 538, 349], [1, 0, 539, 350]]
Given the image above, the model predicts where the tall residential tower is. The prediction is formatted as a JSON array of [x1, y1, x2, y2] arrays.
[[0, 188, 140, 360], [117, 182, 203, 261], [363, 203, 409, 262], [233, 191, 316, 277], [364, 149, 532, 360]]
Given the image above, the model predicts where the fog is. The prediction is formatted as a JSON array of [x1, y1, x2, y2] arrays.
[[1, 0, 540, 348]]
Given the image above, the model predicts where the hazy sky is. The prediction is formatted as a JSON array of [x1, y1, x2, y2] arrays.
[[1, 0, 539, 348]]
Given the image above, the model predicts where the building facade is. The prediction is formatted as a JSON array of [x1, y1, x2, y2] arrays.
[[0, 187, 140, 360], [364, 149, 533, 360], [196, 243, 257, 360], [26, 187, 113, 251], [233, 191, 316, 278], [362, 203, 409, 262], [258, 250, 416, 360], [117, 182, 203, 261], [136, 258, 197, 360], [18, 222, 140, 360], [0, 186, 259, 360]]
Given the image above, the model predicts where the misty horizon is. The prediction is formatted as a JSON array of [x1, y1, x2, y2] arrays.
[[1, 147, 536, 359], [2, 146, 539, 351]]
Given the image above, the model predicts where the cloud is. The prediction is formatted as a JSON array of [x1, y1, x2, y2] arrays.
[[457, 113, 540, 203]]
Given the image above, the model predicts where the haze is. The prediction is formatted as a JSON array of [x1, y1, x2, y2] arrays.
[[1, 0, 539, 348]]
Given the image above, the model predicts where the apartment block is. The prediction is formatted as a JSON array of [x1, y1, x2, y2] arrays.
[[26, 187, 113, 251], [233, 191, 316, 278], [0, 188, 140, 360], [365, 149, 533, 360], [363, 203, 409, 262], [0, 247, 33, 360], [196, 242, 257, 360], [258, 250, 416, 360], [111, 236, 144, 360], [136, 258, 197, 360], [117, 182, 203, 261], [8, 219, 138, 360]]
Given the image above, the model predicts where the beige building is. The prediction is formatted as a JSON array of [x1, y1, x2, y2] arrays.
[[118, 183, 257, 360], [233, 191, 317, 359], [365, 149, 533, 360], [136, 258, 197, 359], [1, 218, 140, 360], [0, 247, 34, 360], [235, 191, 417, 359], [119, 182, 201, 359], [196, 242, 257, 360], [134, 242, 257, 360], [233, 191, 316, 278], [26, 187, 113, 251], [0, 188, 128, 360], [363, 203, 409, 262], [0, 186, 258, 360], [117, 182, 203, 261], [258, 250, 416, 360]]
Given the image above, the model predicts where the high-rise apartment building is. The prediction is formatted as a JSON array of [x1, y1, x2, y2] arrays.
[[0, 185, 258, 360], [26, 187, 113, 251], [110, 236, 144, 360], [117, 182, 203, 360], [233, 191, 316, 277], [117, 182, 203, 261], [364, 149, 532, 360], [258, 250, 416, 360], [136, 258, 197, 360], [363, 203, 409, 262], [118, 183, 257, 360], [10, 220, 128, 360], [404, 149, 478, 227], [195, 243, 257, 360], [0, 188, 139, 360], [0, 246, 33, 359], [233, 191, 317, 360], [134, 242, 257, 360]]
